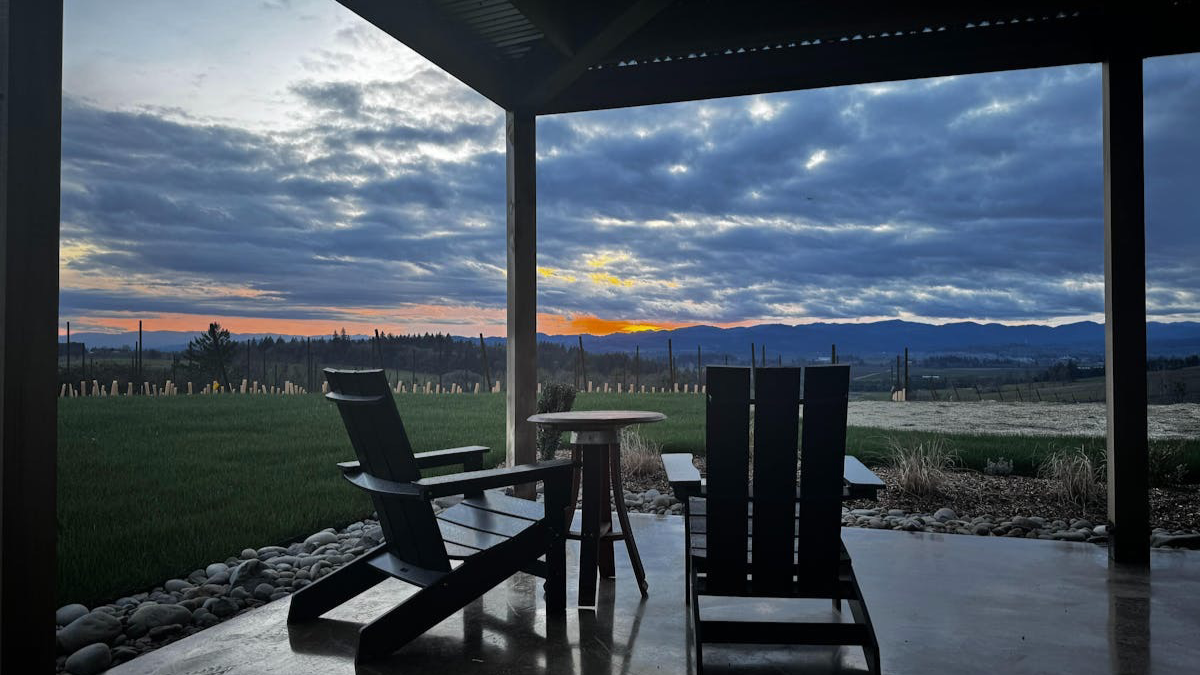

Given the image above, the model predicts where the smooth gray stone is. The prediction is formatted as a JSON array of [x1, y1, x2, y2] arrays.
[[147, 623, 183, 640], [207, 570, 231, 585], [229, 558, 266, 588], [56, 603, 89, 626], [163, 579, 191, 593], [933, 508, 957, 523], [205, 562, 230, 578], [58, 611, 121, 654], [207, 597, 240, 618], [64, 643, 112, 675], [304, 531, 338, 547], [129, 603, 192, 630], [1152, 533, 1200, 549], [253, 583, 276, 601], [111, 645, 140, 661]]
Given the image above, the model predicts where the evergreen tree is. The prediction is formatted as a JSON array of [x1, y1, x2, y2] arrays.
[[183, 322, 236, 390]]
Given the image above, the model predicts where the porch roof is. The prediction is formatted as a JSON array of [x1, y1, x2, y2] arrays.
[[339, 0, 1200, 115]]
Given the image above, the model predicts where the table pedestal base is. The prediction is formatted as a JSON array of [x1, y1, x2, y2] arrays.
[[567, 431, 649, 607]]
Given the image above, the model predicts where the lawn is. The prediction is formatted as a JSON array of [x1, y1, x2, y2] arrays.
[[58, 392, 1200, 606]]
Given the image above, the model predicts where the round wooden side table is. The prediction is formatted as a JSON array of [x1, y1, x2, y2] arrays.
[[528, 410, 666, 607]]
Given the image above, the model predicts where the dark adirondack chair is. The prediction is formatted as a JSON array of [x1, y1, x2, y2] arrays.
[[662, 365, 880, 674], [287, 369, 574, 662]]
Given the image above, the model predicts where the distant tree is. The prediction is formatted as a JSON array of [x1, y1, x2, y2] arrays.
[[183, 322, 235, 390]]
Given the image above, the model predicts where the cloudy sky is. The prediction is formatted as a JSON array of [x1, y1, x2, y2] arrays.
[[60, 0, 1200, 337]]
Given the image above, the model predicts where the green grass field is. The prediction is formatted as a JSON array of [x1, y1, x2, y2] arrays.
[[58, 392, 1200, 606]]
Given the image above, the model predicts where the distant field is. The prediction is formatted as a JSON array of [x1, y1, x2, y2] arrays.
[[58, 392, 1200, 606]]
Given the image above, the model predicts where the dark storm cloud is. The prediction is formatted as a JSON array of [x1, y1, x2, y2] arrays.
[[60, 54, 1200, 327]]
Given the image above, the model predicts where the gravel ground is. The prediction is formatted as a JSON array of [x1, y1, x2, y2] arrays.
[[620, 460, 1200, 532], [840, 401, 1200, 438]]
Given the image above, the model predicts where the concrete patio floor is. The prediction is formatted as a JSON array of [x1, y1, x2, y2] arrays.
[[109, 513, 1199, 675]]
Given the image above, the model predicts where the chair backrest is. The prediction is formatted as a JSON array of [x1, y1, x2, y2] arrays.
[[324, 369, 450, 571], [704, 365, 850, 596]]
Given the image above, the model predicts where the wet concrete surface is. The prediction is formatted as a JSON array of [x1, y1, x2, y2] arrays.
[[108, 513, 1200, 674]]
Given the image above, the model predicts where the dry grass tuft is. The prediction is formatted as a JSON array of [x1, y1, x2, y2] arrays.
[[620, 425, 663, 479], [887, 437, 956, 496], [1039, 445, 1104, 506]]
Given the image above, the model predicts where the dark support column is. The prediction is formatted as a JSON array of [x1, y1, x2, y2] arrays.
[[1, 0, 63, 667], [506, 110, 537, 498], [1103, 56, 1149, 565]]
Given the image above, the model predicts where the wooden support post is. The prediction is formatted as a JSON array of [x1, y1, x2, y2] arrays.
[[1, 3, 62, 667], [1103, 55, 1149, 565], [505, 110, 538, 498]]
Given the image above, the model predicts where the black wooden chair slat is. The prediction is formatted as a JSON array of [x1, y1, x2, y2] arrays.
[[460, 491, 546, 521], [703, 366, 751, 595], [750, 367, 802, 594], [664, 365, 880, 674], [437, 499, 543, 537], [288, 369, 571, 662]]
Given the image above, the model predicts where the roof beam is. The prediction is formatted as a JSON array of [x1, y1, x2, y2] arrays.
[[337, 0, 518, 108], [539, 15, 1133, 114], [518, 0, 676, 109]]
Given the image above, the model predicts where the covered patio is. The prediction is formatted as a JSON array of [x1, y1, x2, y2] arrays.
[[105, 515, 1200, 674], [5, 0, 1200, 671]]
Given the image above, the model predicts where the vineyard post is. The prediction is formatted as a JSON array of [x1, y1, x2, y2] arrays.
[[667, 339, 674, 391], [578, 335, 587, 386], [697, 344, 701, 387], [479, 333, 492, 392], [138, 320, 143, 386], [996, 385, 1004, 402], [634, 345, 639, 392], [760, 343, 765, 367], [903, 347, 909, 397], [65, 320, 70, 383], [831, 343, 837, 364]]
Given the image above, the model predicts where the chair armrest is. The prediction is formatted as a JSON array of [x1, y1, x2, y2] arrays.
[[843, 455, 885, 500], [662, 453, 702, 502], [413, 445, 488, 470], [416, 459, 575, 499], [341, 468, 424, 500]]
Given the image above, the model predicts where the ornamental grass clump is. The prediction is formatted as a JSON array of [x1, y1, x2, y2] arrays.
[[619, 425, 662, 479], [984, 457, 1013, 476], [1039, 445, 1104, 507], [1148, 441, 1189, 487], [536, 383, 577, 460], [887, 437, 956, 496]]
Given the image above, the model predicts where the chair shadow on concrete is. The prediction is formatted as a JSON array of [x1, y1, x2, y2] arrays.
[[287, 573, 651, 675]]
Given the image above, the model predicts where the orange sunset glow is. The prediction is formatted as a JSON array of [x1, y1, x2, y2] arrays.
[[59, 310, 756, 338]]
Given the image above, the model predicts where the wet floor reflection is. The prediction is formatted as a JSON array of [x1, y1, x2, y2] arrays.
[[1107, 562, 1151, 675]]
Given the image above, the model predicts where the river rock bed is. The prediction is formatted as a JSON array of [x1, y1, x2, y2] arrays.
[[57, 478, 1198, 674]]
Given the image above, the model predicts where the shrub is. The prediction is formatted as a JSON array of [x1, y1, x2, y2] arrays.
[[619, 425, 662, 479], [887, 437, 955, 496], [984, 457, 1013, 476], [1148, 441, 1189, 487], [536, 383, 577, 460], [1039, 445, 1104, 506]]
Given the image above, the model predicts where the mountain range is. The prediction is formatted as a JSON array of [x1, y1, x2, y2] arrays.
[[63, 320, 1200, 361]]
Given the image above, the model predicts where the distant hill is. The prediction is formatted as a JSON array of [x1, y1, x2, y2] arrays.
[[62, 320, 1200, 360], [534, 320, 1200, 360]]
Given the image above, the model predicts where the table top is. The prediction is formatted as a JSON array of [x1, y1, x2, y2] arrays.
[[527, 410, 666, 430]]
